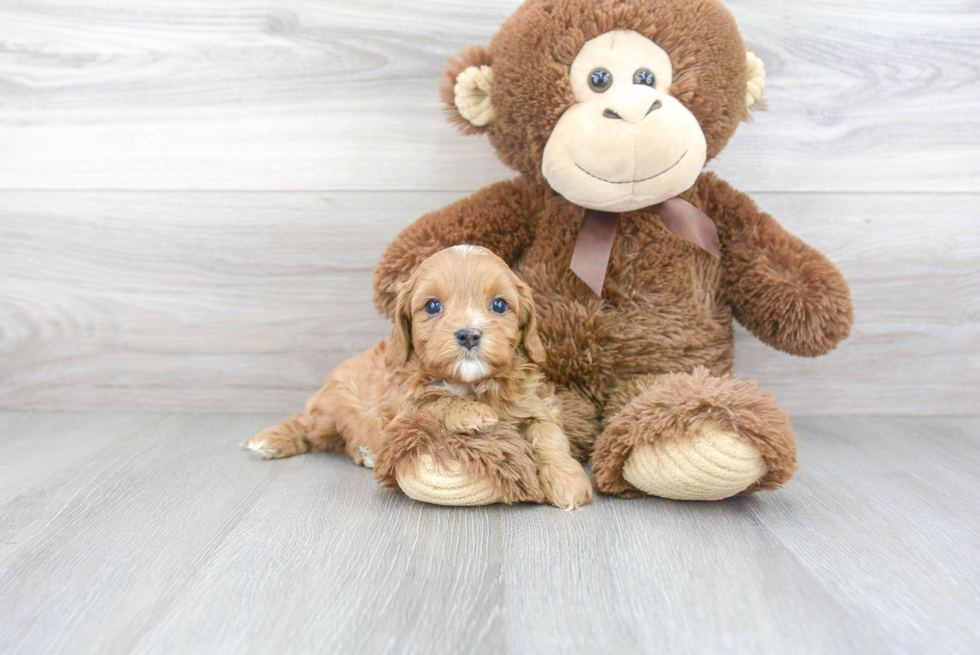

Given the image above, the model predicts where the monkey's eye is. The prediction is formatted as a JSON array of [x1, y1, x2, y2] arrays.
[[424, 299, 442, 315], [588, 68, 612, 93], [490, 298, 508, 314], [633, 69, 655, 87]]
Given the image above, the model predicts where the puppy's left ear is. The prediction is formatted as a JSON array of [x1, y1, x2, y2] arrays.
[[516, 280, 546, 365], [386, 279, 414, 368]]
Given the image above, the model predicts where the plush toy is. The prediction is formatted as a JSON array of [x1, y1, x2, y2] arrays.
[[373, 0, 853, 502]]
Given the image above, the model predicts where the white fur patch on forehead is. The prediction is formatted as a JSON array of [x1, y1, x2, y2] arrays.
[[450, 244, 493, 256], [460, 307, 489, 330]]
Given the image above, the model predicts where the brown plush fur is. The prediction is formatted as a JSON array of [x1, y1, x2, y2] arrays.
[[248, 246, 591, 508], [372, 0, 854, 497], [693, 172, 854, 356]]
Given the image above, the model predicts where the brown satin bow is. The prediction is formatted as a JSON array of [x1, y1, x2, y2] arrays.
[[569, 197, 720, 296]]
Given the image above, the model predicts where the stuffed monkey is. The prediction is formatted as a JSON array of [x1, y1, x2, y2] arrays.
[[373, 0, 853, 502]]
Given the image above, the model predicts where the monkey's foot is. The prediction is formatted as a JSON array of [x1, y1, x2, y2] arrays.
[[621, 423, 767, 500], [592, 368, 797, 500]]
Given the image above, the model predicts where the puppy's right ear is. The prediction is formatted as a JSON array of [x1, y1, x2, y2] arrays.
[[386, 279, 413, 368]]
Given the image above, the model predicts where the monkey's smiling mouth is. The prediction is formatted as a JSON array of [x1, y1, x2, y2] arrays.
[[575, 150, 687, 185]]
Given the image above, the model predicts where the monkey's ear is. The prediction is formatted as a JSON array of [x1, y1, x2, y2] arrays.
[[386, 279, 414, 368], [516, 279, 546, 366], [745, 51, 766, 110], [440, 45, 494, 135]]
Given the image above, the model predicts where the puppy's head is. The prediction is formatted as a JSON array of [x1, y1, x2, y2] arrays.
[[387, 245, 545, 382]]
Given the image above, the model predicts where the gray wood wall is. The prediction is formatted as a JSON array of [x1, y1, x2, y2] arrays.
[[1, 0, 977, 415]]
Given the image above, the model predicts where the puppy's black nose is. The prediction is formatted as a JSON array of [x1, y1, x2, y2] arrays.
[[455, 328, 482, 350]]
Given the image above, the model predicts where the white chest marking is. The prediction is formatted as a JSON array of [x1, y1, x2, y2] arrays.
[[429, 379, 477, 397], [453, 358, 490, 383]]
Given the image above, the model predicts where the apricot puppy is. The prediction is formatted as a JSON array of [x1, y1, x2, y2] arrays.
[[243, 245, 592, 509]]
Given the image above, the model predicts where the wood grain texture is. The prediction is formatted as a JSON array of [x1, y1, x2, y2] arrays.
[[1, 0, 978, 414], [1, 190, 976, 415], [0, 413, 977, 654], [0, 0, 977, 192]]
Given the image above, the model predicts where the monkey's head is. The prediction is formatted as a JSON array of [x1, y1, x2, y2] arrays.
[[441, 0, 765, 212]]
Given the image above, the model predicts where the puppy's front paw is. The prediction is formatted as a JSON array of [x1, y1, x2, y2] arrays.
[[242, 428, 307, 459], [539, 460, 593, 510], [444, 403, 499, 435]]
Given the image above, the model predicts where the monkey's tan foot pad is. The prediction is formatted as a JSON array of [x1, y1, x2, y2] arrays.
[[396, 455, 504, 506], [622, 423, 767, 501]]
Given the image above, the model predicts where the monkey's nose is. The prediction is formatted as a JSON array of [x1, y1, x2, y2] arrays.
[[455, 328, 482, 350], [603, 99, 662, 124]]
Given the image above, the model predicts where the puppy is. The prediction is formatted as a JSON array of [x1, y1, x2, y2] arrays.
[[243, 245, 592, 509]]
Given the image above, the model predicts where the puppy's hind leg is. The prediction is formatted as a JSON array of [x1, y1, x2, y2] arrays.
[[243, 383, 342, 459]]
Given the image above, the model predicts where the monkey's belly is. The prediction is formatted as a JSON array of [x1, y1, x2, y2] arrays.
[[540, 298, 733, 388], [515, 217, 733, 395]]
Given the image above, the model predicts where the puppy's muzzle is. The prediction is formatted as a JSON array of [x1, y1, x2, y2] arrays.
[[455, 328, 482, 350]]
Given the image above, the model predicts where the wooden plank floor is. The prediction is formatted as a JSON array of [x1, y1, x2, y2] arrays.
[[1, 413, 977, 654]]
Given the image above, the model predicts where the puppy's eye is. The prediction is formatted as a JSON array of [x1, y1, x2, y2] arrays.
[[490, 298, 507, 314], [633, 69, 655, 86], [588, 68, 612, 93], [424, 300, 442, 315]]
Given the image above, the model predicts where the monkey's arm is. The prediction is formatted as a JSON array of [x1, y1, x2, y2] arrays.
[[373, 180, 533, 317], [691, 172, 853, 357]]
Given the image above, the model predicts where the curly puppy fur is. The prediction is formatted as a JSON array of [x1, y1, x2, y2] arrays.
[[372, 0, 854, 497], [246, 246, 591, 508]]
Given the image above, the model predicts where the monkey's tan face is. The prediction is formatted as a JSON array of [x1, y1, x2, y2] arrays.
[[542, 30, 708, 212], [406, 246, 526, 384]]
